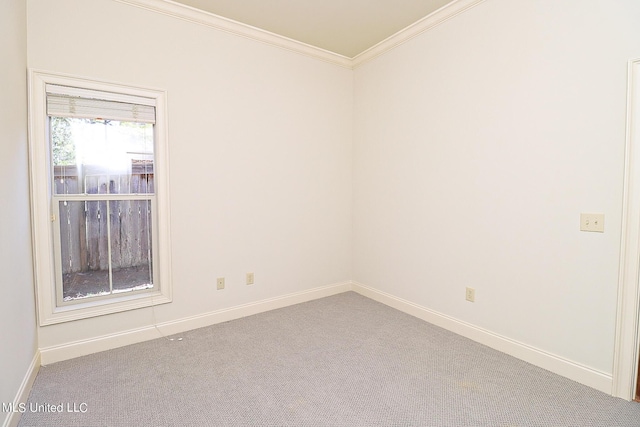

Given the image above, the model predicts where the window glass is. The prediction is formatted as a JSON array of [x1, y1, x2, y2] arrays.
[[52, 118, 154, 196], [52, 117, 156, 303]]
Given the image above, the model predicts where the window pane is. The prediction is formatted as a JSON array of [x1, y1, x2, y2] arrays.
[[109, 200, 154, 294], [58, 199, 154, 302], [51, 117, 154, 196], [59, 200, 110, 301]]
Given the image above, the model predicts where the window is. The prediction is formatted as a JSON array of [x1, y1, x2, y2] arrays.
[[29, 71, 172, 325]]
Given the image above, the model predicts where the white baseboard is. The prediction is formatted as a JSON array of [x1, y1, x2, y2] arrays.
[[38, 281, 611, 395], [40, 281, 352, 365], [351, 282, 613, 394], [2, 351, 41, 427]]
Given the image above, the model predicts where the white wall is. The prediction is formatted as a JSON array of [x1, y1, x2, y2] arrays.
[[27, 0, 353, 349], [0, 0, 38, 423], [353, 0, 640, 376]]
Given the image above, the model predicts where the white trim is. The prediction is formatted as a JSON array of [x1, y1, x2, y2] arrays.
[[351, 282, 613, 394], [351, 0, 487, 68], [2, 351, 41, 427], [612, 58, 640, 401], [112, 0, 352, 69], [111, 0, 485, 70], [28, 69, 173, 326], [39, 281, 352, 364]]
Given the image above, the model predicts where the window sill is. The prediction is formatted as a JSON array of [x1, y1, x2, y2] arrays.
[[39, 290, 172, 326]]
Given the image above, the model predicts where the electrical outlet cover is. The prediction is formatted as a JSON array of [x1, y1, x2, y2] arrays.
[[465, 287, 475, 302]]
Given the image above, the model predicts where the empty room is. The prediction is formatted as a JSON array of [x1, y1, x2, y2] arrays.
[[3, 0, 640, 425]]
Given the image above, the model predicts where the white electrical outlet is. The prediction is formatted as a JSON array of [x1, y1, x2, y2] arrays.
[[465, 287, 475, 302], [216, 277, 225, 290], [246, 273, 254, 285], [580, 213, 604, 233]]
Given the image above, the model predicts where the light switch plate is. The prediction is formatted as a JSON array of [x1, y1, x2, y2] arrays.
[[580, 213, 604, 232]]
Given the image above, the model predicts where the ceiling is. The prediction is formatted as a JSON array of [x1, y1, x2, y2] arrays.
[[170, 0, 455, 58]]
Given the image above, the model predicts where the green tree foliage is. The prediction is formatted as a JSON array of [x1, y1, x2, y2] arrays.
[[51, 116, 75, 166]]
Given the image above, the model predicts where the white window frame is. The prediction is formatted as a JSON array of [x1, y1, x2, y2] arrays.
[[28, 70, 172, 326]]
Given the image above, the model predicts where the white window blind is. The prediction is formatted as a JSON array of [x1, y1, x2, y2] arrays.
[[46, 84, 156, 124]]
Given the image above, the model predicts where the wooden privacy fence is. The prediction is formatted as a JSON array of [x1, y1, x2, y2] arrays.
[[54, 164, 154, 275]]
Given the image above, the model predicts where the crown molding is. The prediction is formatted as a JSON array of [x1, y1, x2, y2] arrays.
[[113, 0, 353, 69], [114, 0, 485, 70], [351, 0, 487, 68]]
